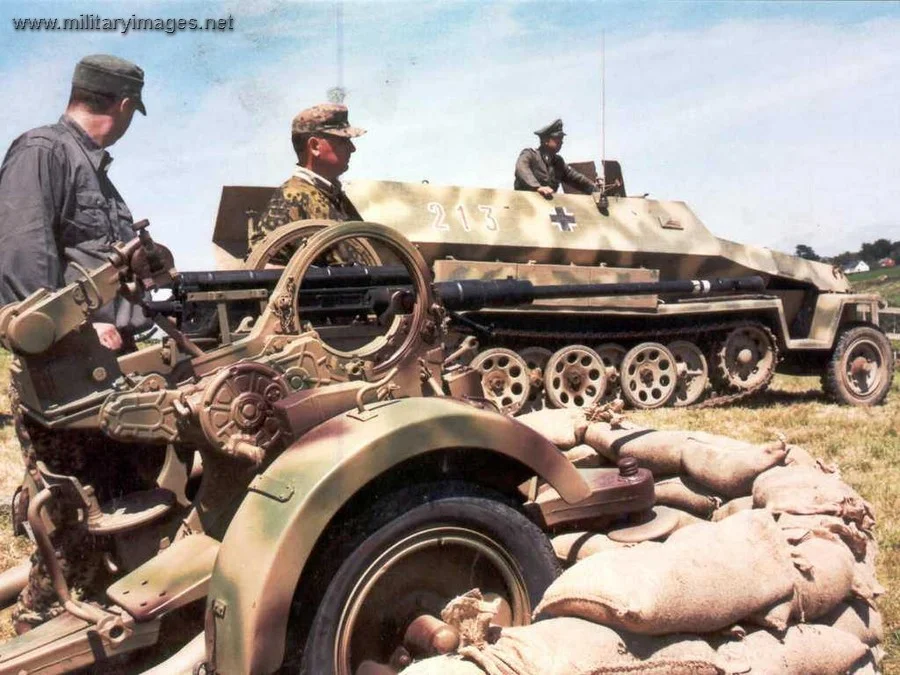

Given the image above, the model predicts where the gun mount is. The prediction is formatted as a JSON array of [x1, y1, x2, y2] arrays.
[[0, 220, 779, 675]]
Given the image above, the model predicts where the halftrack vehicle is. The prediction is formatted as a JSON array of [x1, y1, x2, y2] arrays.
[[0, 221, 761, 673], [213, 163, 895, 412]]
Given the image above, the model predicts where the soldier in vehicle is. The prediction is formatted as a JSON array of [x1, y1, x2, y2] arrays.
[[514, 118, 597, 198], [0, 54, 155, 633], [0, 54, 148, 352], [247, 103, 366, 263]]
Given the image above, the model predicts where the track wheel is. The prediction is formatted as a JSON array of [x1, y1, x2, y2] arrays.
[[710, 323, 777, 393], [543, 345, 608, 409], [823, 324, 894, 406], [595, 343, 627, 400], [293, 483, 558, 675], [470, 348, 531, 415], [668, 340, 709, 407], [620, 342, 677, 409], [518, 346, 553, 413]]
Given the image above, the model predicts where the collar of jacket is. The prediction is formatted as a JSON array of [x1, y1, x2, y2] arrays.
[[59, 115, 113, 172], [292, 165, 341, 194]]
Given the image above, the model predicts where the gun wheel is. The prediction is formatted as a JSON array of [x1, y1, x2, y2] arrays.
[[595, 342, 627, 400], [517, 346, 553, 413], [620, 342, 677, 409], [668, 340, 709, 407], [470, 348, 531, 415], [823, 324, 894, 406], [294, 483, 557, 675], [711, 323, 776, 393], [543, 345, 608, 409], [244, 219, 381, 270]]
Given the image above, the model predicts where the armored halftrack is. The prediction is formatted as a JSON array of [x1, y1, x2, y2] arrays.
[[0, 221, 766, 673], [213, 164, 894, 412]]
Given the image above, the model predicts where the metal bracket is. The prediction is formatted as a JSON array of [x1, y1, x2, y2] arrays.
[[248, 474, 295, 503]]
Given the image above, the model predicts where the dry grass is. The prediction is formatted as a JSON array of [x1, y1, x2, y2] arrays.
[[0, 347, 896, 669]]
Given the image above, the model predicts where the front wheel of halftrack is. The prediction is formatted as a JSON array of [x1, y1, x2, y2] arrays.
[[291, 484, 559, 675], [823, 325, 894, 406]]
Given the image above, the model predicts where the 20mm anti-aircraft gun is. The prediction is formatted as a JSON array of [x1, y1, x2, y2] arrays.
[[0, 221, 762, 674], [216, 164, 895, 411]]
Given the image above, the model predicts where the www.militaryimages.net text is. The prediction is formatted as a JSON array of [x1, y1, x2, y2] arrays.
[[11, 14, 234, 34]]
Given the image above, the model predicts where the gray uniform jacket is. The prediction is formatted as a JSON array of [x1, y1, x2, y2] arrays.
[[514, 147, 595, 194], [0, 115, 146, 331]]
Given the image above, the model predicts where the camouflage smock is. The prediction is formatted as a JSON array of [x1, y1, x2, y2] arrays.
[[247, 169, 361, 265]]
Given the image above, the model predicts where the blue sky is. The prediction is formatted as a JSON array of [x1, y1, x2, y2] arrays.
[[1, 1, 898, 269]]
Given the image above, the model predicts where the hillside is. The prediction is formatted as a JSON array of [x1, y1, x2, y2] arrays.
[[849, 265, 900, 307]]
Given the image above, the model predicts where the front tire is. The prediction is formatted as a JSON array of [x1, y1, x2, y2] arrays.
[[823, 324, 894, 406], [291, 482, 558, 675]]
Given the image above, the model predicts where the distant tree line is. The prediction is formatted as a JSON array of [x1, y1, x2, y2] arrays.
[[795, 239, 900, 266]]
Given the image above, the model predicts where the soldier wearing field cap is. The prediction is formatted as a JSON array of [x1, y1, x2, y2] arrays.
[[0, 53, 148, 351], [248, 103, 366, 264], [0, 54, 151, 633], [514, 118, 596, 198]]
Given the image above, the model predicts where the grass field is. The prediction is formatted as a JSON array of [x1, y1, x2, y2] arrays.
[[849, 265, 900, 307], [0, 350, 896, 670]]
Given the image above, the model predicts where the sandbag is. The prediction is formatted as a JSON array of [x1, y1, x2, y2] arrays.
[[563, 443, 607, 468], [717, 625, 868, 674], [583, 424, 684, 476], [752, 466, 874, 529], [456, 617, 636, 675], [819, 600, 884, 647], [535, 510, 795, 634], [551, 531, 624, 564], [517, 409, 588, 450], [401, 656, 485, 675], [776, 513, 870, 558], [448, 618, 722, 675], [788, 533, 855, 621], [783, 444, 835, 472], [711, 496, 753, 522], [653, 476, 720, 518], [680, 435, 787, 499]]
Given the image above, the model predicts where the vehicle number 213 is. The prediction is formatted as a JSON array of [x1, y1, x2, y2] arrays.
[[428, 202, 499, 233]]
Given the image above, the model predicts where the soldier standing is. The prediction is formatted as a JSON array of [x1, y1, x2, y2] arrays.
[[514, 119, 596, 198], [0, 54, 152, 633], [248, 103, 366, 263], [0, 54, 148, 351]]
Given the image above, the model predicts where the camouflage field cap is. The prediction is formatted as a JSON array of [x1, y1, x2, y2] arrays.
[[535, 118, 565, 139], [291, 103, 367, 138], [72, 54, 146, 115]]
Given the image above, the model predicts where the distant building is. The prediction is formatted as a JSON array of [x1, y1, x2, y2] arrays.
[[843, 260, 870, 274], [878, 257, 896, 268]]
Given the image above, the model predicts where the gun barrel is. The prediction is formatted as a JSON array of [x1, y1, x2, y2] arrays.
[[433, 275, 766, 311]]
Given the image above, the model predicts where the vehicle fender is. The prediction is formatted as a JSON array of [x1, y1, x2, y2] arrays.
[[206, 396, 589, 674]]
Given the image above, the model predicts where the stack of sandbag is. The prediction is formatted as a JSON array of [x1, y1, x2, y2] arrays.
[[406, 411, 883, 674]]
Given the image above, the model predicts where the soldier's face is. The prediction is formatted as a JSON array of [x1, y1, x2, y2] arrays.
[[106, 98, 138, 147], [311, 134, 356, 179], [543, 137, 562, 154]]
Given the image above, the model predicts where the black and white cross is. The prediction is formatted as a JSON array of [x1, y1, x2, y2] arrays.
[[549, 206, 577, 232]]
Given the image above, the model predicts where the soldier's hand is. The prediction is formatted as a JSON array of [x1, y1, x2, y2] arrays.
[[93, 323, 123, 351], [537, 186, 554, 199]]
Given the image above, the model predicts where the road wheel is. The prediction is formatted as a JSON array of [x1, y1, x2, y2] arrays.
[[823, 325, 894, 406], [292, 483, 558, 674]]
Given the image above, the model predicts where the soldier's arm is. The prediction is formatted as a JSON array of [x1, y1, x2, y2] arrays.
[[0, 140, 66, 303], [559, 158, 597, 194], [514, 149, 543, 190]]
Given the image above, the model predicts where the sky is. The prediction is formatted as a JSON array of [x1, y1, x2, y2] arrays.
[[1, 0, 898, 269]]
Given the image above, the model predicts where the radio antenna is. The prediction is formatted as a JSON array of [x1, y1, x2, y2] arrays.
[[328, 1, 346, 103], [600, 30, 606, 182]]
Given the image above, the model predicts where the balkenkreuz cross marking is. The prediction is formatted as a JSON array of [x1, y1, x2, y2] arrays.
[[549, 207, 577, 232]]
